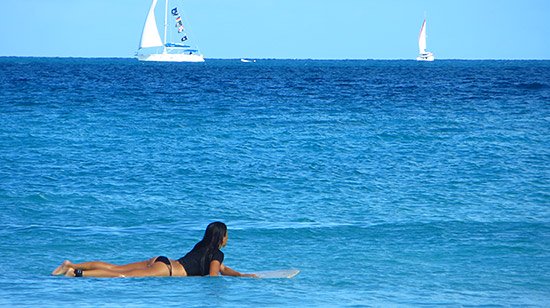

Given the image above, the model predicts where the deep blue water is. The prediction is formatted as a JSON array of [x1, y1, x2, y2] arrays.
[[0, 58, 549, 307]]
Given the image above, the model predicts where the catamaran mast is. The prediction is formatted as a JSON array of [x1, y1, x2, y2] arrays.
[[163, 0, 168, 54]]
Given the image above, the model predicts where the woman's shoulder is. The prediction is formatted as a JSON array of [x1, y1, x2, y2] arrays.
[[213, 248, 224, 261]]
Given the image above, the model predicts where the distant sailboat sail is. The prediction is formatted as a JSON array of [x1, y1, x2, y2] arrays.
[[416, 18, 434, 61], [136, 0, 204, 62], [418, 20, 427, 54]]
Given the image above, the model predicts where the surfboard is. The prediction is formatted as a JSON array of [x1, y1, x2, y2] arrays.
[[254, 269, 300, 279]]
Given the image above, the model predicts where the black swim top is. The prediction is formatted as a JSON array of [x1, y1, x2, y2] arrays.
[[177, 245, 224, 276]]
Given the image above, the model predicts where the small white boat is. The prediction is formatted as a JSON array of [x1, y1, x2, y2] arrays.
[[240, 59, 256, 63], [416, 18, 434, 61], [137, 0, 204, 62]]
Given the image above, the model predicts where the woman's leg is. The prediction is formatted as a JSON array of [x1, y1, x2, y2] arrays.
[[72, 258, 154, 271], [65, 261, 170, 278], [52, 257, 156, 275]]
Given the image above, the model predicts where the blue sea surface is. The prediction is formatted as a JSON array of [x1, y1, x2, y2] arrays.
[[0, 58, 549, 307]]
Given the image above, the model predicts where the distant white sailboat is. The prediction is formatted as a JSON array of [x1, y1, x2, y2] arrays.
[[416, 18, 434, 61], [137, 0, 204, 62]]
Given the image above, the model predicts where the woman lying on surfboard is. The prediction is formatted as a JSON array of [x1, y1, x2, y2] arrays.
[[52, 221, 257, 278]]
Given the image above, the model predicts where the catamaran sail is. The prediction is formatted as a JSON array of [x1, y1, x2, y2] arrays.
[[416, 18, 434, 61], [137, 0, 204, 62]]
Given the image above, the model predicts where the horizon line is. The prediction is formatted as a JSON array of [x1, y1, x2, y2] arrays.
[[1, 56, 550, 61]]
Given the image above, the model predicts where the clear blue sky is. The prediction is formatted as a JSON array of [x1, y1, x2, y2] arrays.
[[1, 0, 549, 59]]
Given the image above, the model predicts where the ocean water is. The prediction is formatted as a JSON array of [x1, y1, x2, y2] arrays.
[[0, 58, 549, 307]]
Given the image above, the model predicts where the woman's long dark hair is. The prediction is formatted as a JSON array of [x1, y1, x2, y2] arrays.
[[193, 221, 227, 251]]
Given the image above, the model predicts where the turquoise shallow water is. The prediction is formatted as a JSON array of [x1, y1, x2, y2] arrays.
[[0, 58, 549, 306]]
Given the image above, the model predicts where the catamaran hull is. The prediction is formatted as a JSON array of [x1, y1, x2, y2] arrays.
[[416, 56, 434, 61], [416, 53, 435, 61], [137, 53, 205, 62]]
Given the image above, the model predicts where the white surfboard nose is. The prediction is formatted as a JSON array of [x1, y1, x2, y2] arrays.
[[254, 269, 300, 279]]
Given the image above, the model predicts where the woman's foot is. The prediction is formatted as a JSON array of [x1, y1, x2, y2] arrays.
[[64, 268, 75, 277], [52, 260, 72, 275]]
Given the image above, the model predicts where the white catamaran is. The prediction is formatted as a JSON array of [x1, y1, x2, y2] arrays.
[[416, 18, 434, 61], [137, 0, 204, 62]]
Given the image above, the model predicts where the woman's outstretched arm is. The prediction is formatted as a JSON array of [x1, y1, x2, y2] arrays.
[[219, 263, 257, 277]]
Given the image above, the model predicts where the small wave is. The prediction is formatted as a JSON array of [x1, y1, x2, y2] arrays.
[[24, 193, 49, 202], [514, 82, 549, 90], [14, 77, 31, 83], [226, 220, 358, 230], [3, 223, 165, 236]]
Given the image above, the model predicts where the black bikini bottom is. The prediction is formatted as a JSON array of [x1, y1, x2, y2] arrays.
[[154, 256, 173, 276]]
